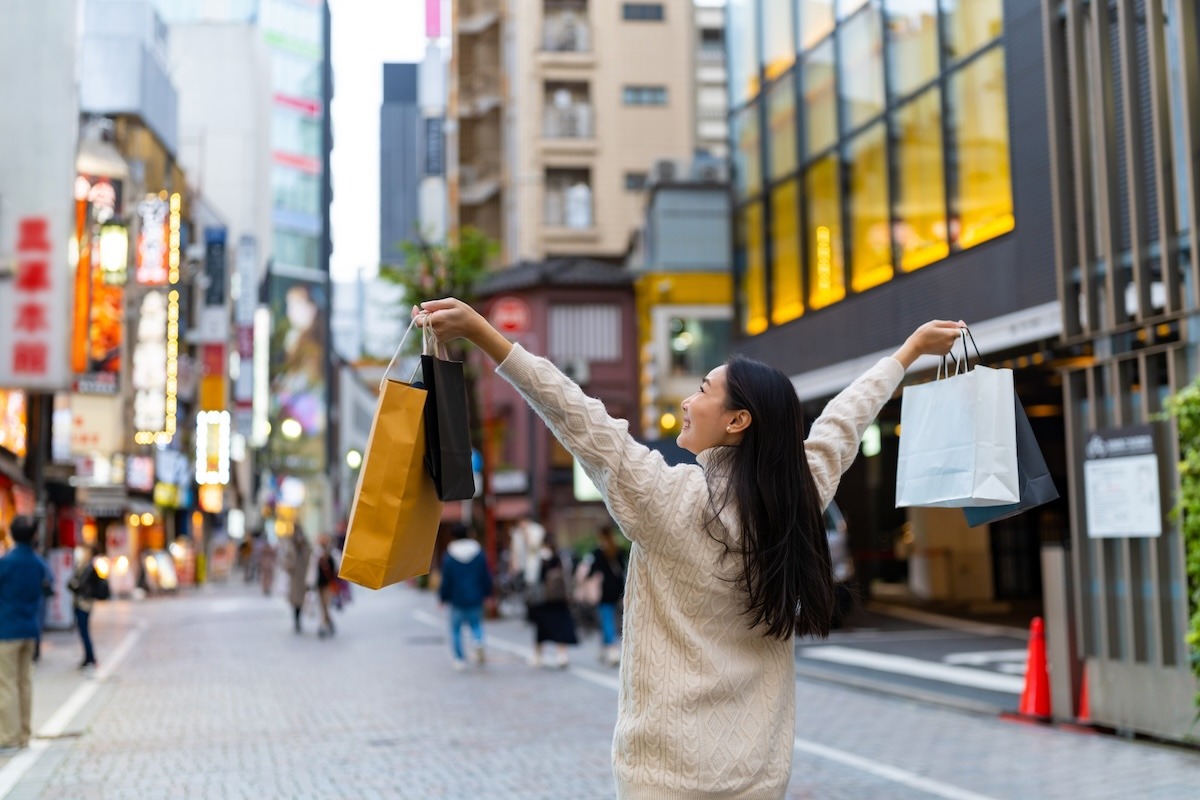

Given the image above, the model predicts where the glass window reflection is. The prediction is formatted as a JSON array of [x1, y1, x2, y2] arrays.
[[847, 122, 893, 291], [763, 0, 796, 80], [741, 202, 768, 334], [805, 154, 846, 309], [733, 105, 763, 199], [803, 40, 838, 156], [728, 0, 761, 105], [838, 6, 885, 132], [798, 0, 836, 51], [768, 75, 798, 179], [771, 180, 804, 324], [941, 0, 1003, 61], [894, 89, 949, 270], [886, 0, 939, 98], [949, 47, 1014, 248]]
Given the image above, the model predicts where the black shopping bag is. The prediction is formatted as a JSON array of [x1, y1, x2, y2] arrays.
[[963, 396, 1059, 527], [420, 353, 476, 501]]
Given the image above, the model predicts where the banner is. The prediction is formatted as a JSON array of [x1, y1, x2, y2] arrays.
[[267, 274, 328, 474]]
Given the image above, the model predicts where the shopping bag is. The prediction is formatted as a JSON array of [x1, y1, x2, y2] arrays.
[[963, 396, 1059, 527], [339, 321, 444, 589], [896, 330, 1019, 508], [420, 329, 475, 501]]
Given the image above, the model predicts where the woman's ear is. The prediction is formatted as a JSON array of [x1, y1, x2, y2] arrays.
[[726, 410, 752, 434]]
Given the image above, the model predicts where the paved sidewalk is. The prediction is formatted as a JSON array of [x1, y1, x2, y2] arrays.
[[0, 579, 1196, 799]]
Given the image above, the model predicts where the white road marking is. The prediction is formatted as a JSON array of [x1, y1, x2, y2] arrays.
[[799, 645, 1024, 693], [0, 622, 147, 799], [414, 610, 1002, 799], [943, 649, 1028, 667]]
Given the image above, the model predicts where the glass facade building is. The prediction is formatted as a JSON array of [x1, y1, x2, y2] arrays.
[[728, 0, 1013, 335]]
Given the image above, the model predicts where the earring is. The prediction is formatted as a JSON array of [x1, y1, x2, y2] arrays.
[[726, 426, 733, 433]]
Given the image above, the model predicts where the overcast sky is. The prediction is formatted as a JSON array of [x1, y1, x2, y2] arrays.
[[328, 0, 426, 283]]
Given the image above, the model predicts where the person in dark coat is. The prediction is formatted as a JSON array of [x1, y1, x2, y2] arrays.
[[589, 526, 628, 666], [526, 530, 577, 668], [0, 517, 51, 753], [439, 524, 493, 670]]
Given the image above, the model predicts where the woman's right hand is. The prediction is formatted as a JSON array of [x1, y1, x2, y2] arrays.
[[414, 298, 514, 364], [891, 319, 968, 370]]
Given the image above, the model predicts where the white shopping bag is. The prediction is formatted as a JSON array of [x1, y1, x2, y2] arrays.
[[896, 363, 1019, 508]]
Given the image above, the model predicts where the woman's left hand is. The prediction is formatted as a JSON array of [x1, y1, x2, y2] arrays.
[[892, 320, 968, 370]]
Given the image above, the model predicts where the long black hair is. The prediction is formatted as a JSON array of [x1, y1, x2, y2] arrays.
[[705, 355, 835, 640]]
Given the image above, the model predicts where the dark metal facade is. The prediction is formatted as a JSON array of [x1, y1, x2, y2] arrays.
[[1044, 0, 1200, 739]]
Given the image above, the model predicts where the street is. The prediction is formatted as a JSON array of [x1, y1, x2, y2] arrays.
[[0, 580, 1197, 800]]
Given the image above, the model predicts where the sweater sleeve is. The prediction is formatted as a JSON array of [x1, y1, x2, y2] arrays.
[[805, 356, 906, 510], [495, 344, 689, 545]]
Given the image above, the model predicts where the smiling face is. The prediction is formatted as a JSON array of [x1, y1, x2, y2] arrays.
[[678, 365, 749, 454]]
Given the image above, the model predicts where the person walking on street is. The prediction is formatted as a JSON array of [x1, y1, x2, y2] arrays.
[[259, 538, 276, 597], [589, 526, 627, 667], [68, 545, 104, 670], [525, 530, 577, 669], [284, 529, 313, 634], [0, 517, 52, 754], [314, 535, 338, 639], [438, 524, 493, 670], [415, 297, 964, 798]]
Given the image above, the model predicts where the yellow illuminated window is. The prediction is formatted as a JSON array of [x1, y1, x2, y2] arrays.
[[839, 6, 885, 132], [942, 0, 1003, 60], [770, 180, 803, 325], [741, 202, 768, 334], [805, 154, 845, 309], [798, 0, 835, 51], [803, 40, 837, 156], [768, 75, 797, 180], [763, 0, 796, 80], [887, 0, 939, 98], [734, 105, 762, 199], [894, 89, 949, 270], [847, 122, 893, 292], [950, 48, 1014, 249]]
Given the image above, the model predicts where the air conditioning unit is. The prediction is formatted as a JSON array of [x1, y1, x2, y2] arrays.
[[558, 358, 590, 386], [650, 159, 683, 184]]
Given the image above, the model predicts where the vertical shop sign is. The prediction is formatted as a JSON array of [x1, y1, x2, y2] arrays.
[[233, 236, 257, 436], [197, 226, 227, 342]]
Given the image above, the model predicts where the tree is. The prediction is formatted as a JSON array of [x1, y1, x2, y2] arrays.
[[379, 226, 496, 312]]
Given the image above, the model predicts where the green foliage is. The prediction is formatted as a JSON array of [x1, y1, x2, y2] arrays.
[[1164, 379, 1200, 703], [378, 226, 497, 311]]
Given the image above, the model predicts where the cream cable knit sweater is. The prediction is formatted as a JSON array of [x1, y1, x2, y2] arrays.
[[497, 345, 906, 800]]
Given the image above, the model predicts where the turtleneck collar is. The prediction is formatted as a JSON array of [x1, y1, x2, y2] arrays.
[[695, 445, 736, 469]]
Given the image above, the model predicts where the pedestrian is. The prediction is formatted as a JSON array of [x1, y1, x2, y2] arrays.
[[283, 529, 312, 634], [588, 525, 627, 667], [68, 544, 105, 670], [314, 534, 338, 638], [525, 530, 577, 668], [259, 537, 276, 597], [416, 298, 964, 798], [0, 517, 52, 754], [437, 523, 493, 670]]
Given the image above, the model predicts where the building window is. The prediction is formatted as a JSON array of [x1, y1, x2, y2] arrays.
[[846, 122, 893, 292], [740, 202, 767, 334], [941, 0, 1003, 62], [668, 317, 731, 376], [623, 86, 669, 106], [798, 0, 835, 52], [803, 39, 837, 157], [948, 47, 1013, 249], [763, 0, 796, 80], [727, 0, 761, 105], [550, 305, 622, 362], [894, 88, 948, 270], [804, 154, 845, 309], [275, 231, 319, 268], [732, 104, 762, 199], [624, 172, 648, 191], [838, 5, 885, 132], [272, 167, 320, 216], [622, 3, 664, 21], [770, 179, 803, 325], [545, 168, 593, 229], [767, 74, 798, 180], [700, 27, 725, 47], [886, 0, 939, 99]]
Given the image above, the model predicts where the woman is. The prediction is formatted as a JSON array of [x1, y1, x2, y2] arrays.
[[589, 526, 627, 667], [416, 298, 963, 799], [314, 534, 338, 639], [526, 530, 577, 668], [68, 546, 100, 669], [283, 530, 313, 635]]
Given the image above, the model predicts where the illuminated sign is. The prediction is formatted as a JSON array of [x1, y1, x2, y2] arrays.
[[195, 410, 231, 486], [251, 306, 271, 447], [0, 389, 27, 458], [133, 193, 181, 445], [198, 483, 224, 514], [136, 196, 169, 285]]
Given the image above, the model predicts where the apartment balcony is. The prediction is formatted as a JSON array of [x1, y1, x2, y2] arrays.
[[538, 11, 594, 69], [543, 177, 599, 245], [541, 104, 597, 156], [460, 71, 502, 118], [698, 44, 726, 65], [458, 0, 500, 35], [460, 161, 502, 206]]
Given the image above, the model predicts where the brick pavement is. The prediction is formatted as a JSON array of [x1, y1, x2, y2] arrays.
[[0, 578, 1196, 799]]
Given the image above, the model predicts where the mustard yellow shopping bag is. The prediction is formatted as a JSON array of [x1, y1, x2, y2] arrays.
[[339, 324, 444, 589]]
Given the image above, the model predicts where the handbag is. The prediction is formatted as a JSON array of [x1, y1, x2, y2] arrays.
[[339, 318, 444, 589], [896, 329, 1020, 508], [963, 396, 1059, 526], [418, 327, 476, 501]]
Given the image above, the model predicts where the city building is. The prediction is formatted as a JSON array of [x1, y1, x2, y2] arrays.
[[724, 0, 1198, 741], [380, 63, 423, 266], [451, 0, 696, 263], [694, 0, 730, 159]]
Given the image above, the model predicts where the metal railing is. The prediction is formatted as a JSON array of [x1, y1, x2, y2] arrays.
[[542, 15, 590, 52], [543, 104, 593, 138]]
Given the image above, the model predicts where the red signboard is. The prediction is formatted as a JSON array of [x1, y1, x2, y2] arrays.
[[490, 297, 531, 334]]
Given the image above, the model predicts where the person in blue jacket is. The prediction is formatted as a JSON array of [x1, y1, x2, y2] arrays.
[[438, 523, 493, 671], [0, 516, 52, 754]]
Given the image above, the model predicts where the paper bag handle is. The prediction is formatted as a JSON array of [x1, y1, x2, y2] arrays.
[[937, 327, 982, 380], [379, 310, 451, 391]]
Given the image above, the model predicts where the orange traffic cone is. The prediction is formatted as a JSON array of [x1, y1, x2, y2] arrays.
[[1018, 617, 1051, 719], [1077, 666, 1090, 724]]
